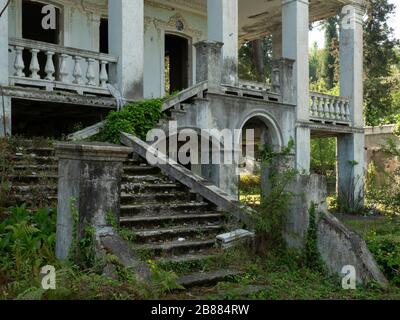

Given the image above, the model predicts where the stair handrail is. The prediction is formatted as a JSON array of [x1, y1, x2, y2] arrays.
[[120, 132, 254, 228], [162, 81, 208, 112]]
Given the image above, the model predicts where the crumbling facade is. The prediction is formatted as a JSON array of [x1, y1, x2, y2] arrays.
[[0, 0, 366, 204]]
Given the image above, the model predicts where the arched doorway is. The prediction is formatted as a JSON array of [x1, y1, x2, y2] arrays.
[[238, 114, 283, 205], [164, 34, 190, 95]]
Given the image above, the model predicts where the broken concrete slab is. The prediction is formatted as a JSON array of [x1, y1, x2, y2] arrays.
[[216, 229, 255, 249]]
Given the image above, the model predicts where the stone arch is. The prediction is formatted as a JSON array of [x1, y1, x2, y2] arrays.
[[237, 110, 284, 152]]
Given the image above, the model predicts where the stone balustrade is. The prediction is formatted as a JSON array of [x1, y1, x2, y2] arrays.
[[8, 38, 118, 95], [310, 92, 351, 125]]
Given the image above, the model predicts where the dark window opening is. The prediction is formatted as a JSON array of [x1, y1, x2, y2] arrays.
[[165, 34, 189, 95], [99, 18, 109, 54]]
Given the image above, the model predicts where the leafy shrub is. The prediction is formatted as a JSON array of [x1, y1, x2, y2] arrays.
[[252, 139, 297, 252], [96, 99, 164, 144], [367, 234, 400, 286], [0, 205, 57, 280]]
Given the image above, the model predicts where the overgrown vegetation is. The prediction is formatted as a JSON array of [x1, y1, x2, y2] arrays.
[[342, 215, 400, 287], [249, 139, 297, 252], [95, 99, 164, 144]]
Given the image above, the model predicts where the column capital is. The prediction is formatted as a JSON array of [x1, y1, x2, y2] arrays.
[[282, 0, 309, 6]]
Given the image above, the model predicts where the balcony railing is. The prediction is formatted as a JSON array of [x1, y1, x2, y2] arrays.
[[8, 38, 118, 95], [310, 92, 351, 126]]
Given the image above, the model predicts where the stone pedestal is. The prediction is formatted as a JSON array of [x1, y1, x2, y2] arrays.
[[194, 41, 223, 92], [271, 58, 295, 104], [55, 142, 131, 261]]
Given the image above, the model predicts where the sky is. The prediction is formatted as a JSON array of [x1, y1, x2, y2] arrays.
[[309, 0, 400, 47]]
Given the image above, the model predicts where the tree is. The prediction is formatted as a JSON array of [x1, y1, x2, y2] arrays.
[[238, 37, 272, 83], [364, 0, 400, 126], [323, 17, 340, 89]]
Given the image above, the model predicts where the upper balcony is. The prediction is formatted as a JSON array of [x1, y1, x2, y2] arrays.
[[8, 38, 117, 96]]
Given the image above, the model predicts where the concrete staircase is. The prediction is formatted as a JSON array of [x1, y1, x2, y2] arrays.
[[4, 142, 251, 294]]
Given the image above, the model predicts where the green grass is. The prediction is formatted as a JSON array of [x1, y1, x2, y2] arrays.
[[166, 246, 400, 300]]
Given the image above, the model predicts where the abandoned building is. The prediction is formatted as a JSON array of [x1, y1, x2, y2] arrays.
[[1, 0, 386, 288]]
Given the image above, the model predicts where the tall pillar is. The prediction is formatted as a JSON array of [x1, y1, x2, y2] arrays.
[[0, 0, 11, 137], [282, 0, 310, 172], [207, 0, 238, 86], [109, 0, 144, 101], [337, 4, 365, 207]]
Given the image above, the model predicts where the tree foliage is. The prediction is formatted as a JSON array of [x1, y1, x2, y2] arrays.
[[364, 0, 400, 125]]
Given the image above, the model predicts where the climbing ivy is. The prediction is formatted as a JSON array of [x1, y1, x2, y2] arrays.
[[96, 98, 165, 144], [304, 202, 324, 271]]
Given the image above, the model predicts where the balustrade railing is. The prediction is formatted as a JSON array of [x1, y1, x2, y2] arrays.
[[8, 38, 118, 95], [310, 92, 351, 125]]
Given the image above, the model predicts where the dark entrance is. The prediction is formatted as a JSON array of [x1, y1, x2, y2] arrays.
[[22, 0, 61, 78], [99, 18, 109, 54], [164, 34, 189, 95]]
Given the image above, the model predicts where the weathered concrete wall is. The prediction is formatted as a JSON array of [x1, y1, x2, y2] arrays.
[[317, 212, 389, 288], [285, 174, 328, 248], [285, 174, 388, 288], [365, 125, 400, 181]]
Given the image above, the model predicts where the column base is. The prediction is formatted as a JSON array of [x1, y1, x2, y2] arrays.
[[0, 96, 11, 137], [337, 132, 365, 210]]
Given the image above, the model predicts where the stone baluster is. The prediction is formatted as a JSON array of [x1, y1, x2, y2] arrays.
[[72, 56, 84, 85], [311, 96, 318, 117], [323, 97, 330, 119], [340, 100, 346, 121], [14, 46, 25, 77], [59, 54, 70, 83], [44, 51, 55, 81], [345, 101, 351, 121], [29, 49, 40, 80], [86, 58, 96, 86], [335, 100, 341, 120], [329, 98, 335, 120], [99, 61, 109, 87], [317, 96, 324, 118]]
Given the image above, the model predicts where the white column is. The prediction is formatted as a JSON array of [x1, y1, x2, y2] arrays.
[[0, 0, 11, 136], [340, 4, 364, 128], [337, 4, 365, 207], [207, 0, 238, 86], [282, 0, 310, 172], [109, 0, 144, 101]]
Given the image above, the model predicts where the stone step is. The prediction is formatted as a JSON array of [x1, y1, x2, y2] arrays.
[[122, 174, 171, 184], [120, 213, 225, 229], [177, 270, 241, 288], [120, 202, 213, 216], [121, 182, 185, 194], [134, 239, 216, 257], [8, 164, 58, 173], [120, 213, 224, 228], [134, 224, 225, 243], [10, 184, 57, 193], [6, 175, 58, 183], [123, 165, 160, 175], [10, 155, 58, 164], [156, 252, 220, 265], [120, 192, 192, 205]]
